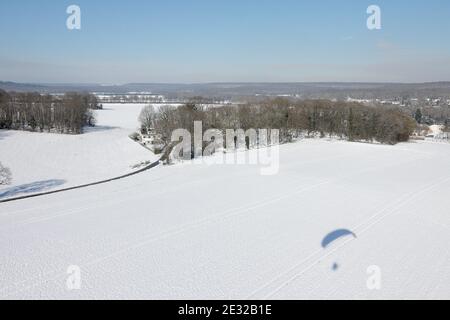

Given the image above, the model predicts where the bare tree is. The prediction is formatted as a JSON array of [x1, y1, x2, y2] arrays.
[[139, 105, 156, 134], [148, 98, 417, 160], [0, 91, 96, 134]]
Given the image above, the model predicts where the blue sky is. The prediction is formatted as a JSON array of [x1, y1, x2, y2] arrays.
[[1, 0, 449, 83]]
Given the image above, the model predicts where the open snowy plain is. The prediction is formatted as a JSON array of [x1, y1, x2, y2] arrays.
[[1, 113, 449, 299], [0, 104, 158, 200]]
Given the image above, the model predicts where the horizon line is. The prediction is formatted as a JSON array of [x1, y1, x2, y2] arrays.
[[2, 80, 450, 86]]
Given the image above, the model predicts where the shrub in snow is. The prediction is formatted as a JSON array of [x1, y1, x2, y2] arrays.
[[0, 162, 12, 185]]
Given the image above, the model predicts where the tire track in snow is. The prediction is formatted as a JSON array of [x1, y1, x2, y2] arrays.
[[1, 144, 363, 217], [247, 174, 450, 300], [0, 151, 433, 298], [0, 168, 233, 229], [0, 179, 332, 298], [0, 157, 161, 204]]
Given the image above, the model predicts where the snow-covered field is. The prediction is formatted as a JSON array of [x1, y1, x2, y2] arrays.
[[1, 137, 449, 299], [0, 104, 158, 200]]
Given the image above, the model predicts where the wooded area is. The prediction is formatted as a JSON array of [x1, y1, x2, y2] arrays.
[[140, 98, 417, 158], [0, 90, 98, 134]]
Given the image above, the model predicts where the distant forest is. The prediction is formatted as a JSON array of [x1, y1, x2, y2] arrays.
[[0, 90, 99, 134], [2, 81, 450, 100]]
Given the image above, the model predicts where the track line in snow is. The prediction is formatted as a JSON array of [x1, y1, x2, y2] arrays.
[[4, 147, 427, 228], [0, 179, 332, 298], [247, 175, 450, 299], [0, 146, 437, 298], [0, 159, 161, 204], [0, 168, 231, 229], [0, 152, 433, 297]]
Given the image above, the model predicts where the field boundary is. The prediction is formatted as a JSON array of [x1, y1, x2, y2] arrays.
[[0, 159, 161, 204]]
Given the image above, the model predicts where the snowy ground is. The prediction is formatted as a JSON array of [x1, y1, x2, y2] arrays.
[[0, 104, 158, 200], [0, 139, 449, 299]]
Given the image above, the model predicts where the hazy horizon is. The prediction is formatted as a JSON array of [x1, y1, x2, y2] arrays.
[[3, 80, 450, 86], [1, 0, 450, 83]]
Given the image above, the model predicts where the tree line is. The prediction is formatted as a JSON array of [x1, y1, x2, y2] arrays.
[[413, 106, 450, 126], [0, 90, 98, 134], [139, 98, 417, 159]]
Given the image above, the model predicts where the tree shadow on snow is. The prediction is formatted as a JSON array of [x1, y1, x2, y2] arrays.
[[0, 130, 11, 141], [0, 179, 66, 199], [83, 125, 119, 133]]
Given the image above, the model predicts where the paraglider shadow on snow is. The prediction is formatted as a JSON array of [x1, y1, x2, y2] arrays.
[[322, 229, 356, 248], [321, 229, 357, 272], [0, 179, 66, 199]]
